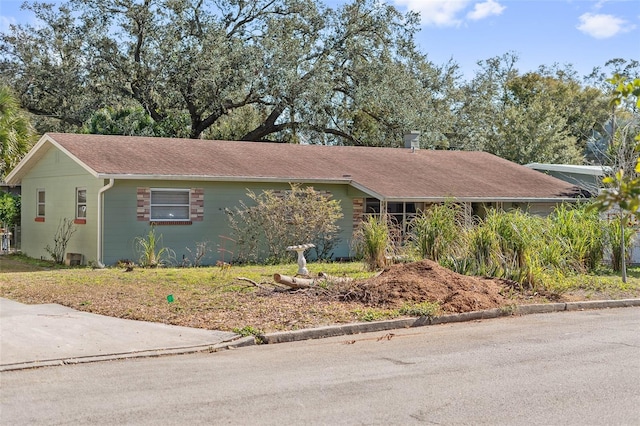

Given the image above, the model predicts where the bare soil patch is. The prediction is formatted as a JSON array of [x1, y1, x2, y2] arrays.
[[340, 259, 535, 312]]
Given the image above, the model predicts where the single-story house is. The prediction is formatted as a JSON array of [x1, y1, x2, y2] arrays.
[[5, 133, 588, 266]]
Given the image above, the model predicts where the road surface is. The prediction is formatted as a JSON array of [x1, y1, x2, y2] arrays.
[[2, 308, 639, 425]]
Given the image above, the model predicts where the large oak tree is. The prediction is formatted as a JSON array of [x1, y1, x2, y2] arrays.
[[0, 0, 456, 145]]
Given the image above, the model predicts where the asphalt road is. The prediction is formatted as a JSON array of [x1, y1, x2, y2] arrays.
[[2, 308, 639, 425]]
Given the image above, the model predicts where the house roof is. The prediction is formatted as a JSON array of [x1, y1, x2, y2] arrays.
[[6, 133, 588, 202]]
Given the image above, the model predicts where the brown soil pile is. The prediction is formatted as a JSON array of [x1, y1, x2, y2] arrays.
[[344, 259, 517, 313]]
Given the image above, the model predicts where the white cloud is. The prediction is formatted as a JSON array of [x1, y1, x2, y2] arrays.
[[394, 0, 472, 27], [576, 13, 633, 39], [393, 0, 505, 27], [466, 0, 505, 21], [0, 16, 17, 33]]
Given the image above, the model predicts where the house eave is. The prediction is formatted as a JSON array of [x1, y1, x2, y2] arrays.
[[381, 196, 584, 203], [96, 173, 353, 186], [5, 134, 100, 184], [94, 174, 582, 203]]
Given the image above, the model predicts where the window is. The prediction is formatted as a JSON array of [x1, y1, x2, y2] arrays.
[[363, 198, 422, 236], [150, 189, 190, 221], [37, 189, 45, 217], [76, 188, 87, 219]]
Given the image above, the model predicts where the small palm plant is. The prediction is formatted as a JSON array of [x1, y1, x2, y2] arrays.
[[135, 226, 172, 267]]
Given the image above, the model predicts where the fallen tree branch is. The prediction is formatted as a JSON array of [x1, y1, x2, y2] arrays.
[[236, 277, 273, 290], [273, 273, 320, 289]]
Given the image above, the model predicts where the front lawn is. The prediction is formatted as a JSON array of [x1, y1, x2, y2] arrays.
[[1, 254, 639, 334]]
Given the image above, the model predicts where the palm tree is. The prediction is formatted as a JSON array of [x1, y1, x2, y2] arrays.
[[0, 85, 35, 180]]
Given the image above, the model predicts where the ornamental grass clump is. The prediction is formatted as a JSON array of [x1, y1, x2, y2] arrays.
[[409, 200, 464, 262], [354, 215, 392, 271]]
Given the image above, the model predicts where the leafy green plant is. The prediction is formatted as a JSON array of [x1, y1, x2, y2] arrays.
[[135, 226, 174, 267], [355, 308, 395, 322], [232, 325, 265, 343], [0, 191, 20, 227]]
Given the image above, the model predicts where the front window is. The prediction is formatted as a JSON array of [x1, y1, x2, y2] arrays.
[[37, 189, 45, 217], [76, 188, 87, 219], [150, 189, 190, 221], [364, 198, 421, 235]]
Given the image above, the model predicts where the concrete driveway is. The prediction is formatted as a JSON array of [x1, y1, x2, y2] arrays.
[[0, 298, 246, 371]]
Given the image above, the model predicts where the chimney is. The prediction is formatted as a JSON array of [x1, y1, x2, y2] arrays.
[[404, 131, 421, 151]]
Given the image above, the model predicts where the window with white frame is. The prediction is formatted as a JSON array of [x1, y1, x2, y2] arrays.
[[76, 188, 87, 219], [150, 189, 190, 221], [37, 189, 45, 217]]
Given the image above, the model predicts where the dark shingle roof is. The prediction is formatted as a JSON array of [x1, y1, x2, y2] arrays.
[[13, 133, 588, 201]]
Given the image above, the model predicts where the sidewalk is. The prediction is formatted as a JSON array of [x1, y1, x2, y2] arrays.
[[0, 298, 250, 371]]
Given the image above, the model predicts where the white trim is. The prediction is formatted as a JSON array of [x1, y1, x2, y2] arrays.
[[97, 179, 115, 267], [36, 188, 45, 217], [526, 163, 611, 176], [76, 187, 87, 219]]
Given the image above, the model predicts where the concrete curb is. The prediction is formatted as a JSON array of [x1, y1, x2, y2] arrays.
[[260, 299, 640, 345], [0, 336, 255, 372], [4, 300, 638, 370]]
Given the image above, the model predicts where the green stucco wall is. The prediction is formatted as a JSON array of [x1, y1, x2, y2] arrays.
[[19, 145, 102, 264], [101, 180, 359, 266]]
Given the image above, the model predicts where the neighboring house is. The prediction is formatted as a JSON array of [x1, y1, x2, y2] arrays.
[[526, 163, 609, 195], [5, 133, 588, 266]]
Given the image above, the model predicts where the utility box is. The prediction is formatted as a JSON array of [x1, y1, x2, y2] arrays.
[[65, 253, 83, 266]]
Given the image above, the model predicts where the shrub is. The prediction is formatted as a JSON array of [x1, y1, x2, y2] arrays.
[[226, 184, 343, 263], [0, 191, 20, 227]]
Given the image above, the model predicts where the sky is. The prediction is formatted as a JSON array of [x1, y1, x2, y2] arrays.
[[1, 0, 638, 80]]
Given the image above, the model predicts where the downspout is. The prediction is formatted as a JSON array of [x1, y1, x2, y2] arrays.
[[97, 179, 115, 267]]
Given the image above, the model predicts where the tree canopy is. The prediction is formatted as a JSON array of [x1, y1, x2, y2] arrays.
[[1, 0, 458, 146], [0, 85, 35, 180], [0, 0, 636, 166]]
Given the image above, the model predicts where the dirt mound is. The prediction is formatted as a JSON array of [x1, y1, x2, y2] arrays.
[[345, 259, 514, 313]]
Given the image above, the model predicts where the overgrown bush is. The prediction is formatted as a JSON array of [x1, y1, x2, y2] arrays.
[[226, 184, 343, 263], [547, 203, 606, 272]]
